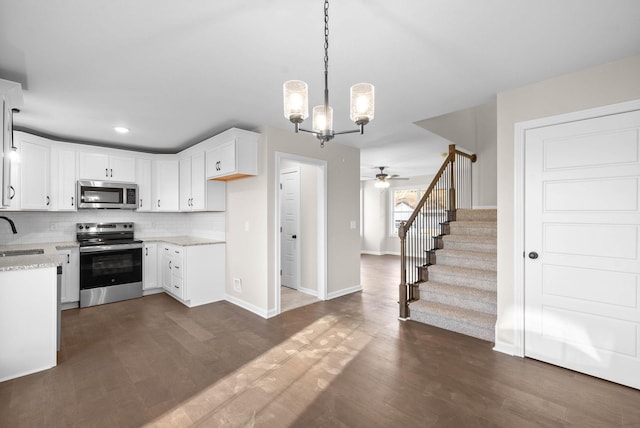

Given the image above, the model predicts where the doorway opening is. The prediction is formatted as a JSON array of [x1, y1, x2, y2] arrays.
[[274, 152, 327, 315]]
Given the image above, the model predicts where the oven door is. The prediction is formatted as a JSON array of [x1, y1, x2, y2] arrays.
[[80, 243, 143, 290]]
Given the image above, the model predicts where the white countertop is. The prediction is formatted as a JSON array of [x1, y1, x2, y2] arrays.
[[141, 236, 225, 246], [0, 242, 77, 272]]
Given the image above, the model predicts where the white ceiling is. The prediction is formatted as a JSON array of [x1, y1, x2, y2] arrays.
[[1, 0, 639, 179]]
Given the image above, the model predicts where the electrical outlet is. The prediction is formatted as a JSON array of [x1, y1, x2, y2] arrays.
[[233, 278, 242, 293]]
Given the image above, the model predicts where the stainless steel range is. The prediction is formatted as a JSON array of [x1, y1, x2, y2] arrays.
[[77, 222, 143, 308]]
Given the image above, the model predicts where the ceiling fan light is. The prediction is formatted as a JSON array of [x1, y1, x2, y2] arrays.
[[312, 105, 333, 133], [350, 83, 374, 125], [283, 80, 309, 123], [374, 179, 390, 188]]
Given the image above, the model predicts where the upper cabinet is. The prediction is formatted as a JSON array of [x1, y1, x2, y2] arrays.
[[136, 157, 152, 211], [50, 146, 77, 211], [205, 129, 258, 181], [78, 152, 136, 182], [152, 157, 179, 211], [13, 133, 51, 210], [1, 79, 23, 208], [179, 151, 225, 212]]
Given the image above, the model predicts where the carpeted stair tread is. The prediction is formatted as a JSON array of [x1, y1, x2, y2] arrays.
[[441, 234, 497, 252], [436, 249, 497, 261], [456, 209, 497, 222], [419, 281, 495, 303], [427, 264, 496, 281], [435, 249, 497, 271], [410, 301, 496, 342]]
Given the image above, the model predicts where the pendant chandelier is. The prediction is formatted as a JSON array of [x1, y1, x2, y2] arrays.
[[283, 0, 375, 148]]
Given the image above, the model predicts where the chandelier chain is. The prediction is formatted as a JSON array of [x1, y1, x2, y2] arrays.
[[324, 0, 329, 76]]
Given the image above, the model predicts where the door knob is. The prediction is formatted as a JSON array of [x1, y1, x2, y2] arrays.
[[292, 235, 297, 239], [528, 252, 539, 259]]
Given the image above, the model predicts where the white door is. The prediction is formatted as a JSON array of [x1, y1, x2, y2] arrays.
[[524, 109, 640, 390], [280, 168, 300, 289]]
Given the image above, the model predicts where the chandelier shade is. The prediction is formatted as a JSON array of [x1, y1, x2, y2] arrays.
[[350, 83, 375, 125], [283, 80, 309, 123], [282, 0, 375, 147]]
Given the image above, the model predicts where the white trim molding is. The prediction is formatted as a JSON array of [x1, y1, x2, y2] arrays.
[[225, 294, 271, 319], [327, 285, 362, 300]]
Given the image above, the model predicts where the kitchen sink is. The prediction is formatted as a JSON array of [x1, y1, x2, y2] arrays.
[[0, 248, 45, 257]]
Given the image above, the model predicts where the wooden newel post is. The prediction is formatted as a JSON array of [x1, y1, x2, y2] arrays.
[[398, 221, 409, 319], [448, 144, 456, 212]]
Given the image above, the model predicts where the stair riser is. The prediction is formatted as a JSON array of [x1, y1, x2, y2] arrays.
[[428, 271, 496, 291], [422, 291, 496, 315], [435, 254, 497, 271], [449, 224, 497, 237], [410, 311, 495, 342], [442, 240, 496, 253], [456, 210, 497, 222]]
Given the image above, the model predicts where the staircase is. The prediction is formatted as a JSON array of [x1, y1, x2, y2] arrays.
[[409, 209, 497, 342]]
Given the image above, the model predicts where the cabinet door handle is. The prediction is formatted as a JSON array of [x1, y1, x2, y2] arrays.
[[46, 196, 50, 206], [71, 196, 74, 206], [139, 198, 142, 207], [67, 254, 70, 263], [105, 168, 109, 177], [169, 260, 172, 269], [145, 247, 148, 256], [157, 200, 160, 208], [110, 168, 113, 178], [9, 185, 15, 200]]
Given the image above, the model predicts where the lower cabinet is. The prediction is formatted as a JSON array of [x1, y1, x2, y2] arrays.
[[159, 242, 225, 307], [143, 243, 159, 290], [57, 247, 79, 306]]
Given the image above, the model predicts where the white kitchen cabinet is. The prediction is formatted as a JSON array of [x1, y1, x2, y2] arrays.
[[14, 133, 51, 210], [51, 147, 77, 211], [143, 242, 159, 290], [152, 158, 179, 211], [78, 152, 136, 182], [57, 248, 79, 305], [0, 78, 22, 208], [179, 152, 225, 212], [160, 242, 225, 307], [205, 130, 258, 180], [136, 158, 152, 211], [161, 244, 183, 298]]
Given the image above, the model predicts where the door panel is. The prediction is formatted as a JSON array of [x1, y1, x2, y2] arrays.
[[524, 109, 640, 390], [280, 168, 300, 289]]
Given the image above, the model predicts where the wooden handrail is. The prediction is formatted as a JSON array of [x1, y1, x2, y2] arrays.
[[398, 144, 476, 320]]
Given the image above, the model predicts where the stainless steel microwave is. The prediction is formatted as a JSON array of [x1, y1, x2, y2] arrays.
[[77, 180, 138, 209]]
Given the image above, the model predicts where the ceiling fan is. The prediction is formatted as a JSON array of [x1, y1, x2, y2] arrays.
[[370, 166, 408, 188]]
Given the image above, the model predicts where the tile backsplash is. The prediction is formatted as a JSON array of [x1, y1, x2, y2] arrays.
[[0, 210, 225, 245]]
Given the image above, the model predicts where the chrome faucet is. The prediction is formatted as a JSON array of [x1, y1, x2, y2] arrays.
[[0, 216, 17, 234]]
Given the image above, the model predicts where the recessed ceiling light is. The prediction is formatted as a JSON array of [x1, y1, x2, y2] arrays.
[[114, 126, 129, 134]]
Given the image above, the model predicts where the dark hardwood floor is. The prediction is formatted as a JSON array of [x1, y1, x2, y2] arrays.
[[1, 254, 639, 427]]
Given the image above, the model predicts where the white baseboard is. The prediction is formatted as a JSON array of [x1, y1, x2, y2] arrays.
[[493, 340, 524, 357], [298, 286, 318, 297], [327, 285, 362, 300], [361, 250, 401, 256], [360, 250, 384, 256], [143, 288, 164, 296], [224, 294, 270, 319]]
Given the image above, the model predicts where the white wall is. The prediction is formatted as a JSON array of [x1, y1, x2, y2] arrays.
[[496, 55, 640, 351], [226, 126, 361, 317], [415, 101, 497, 207]]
